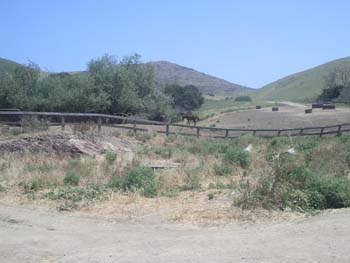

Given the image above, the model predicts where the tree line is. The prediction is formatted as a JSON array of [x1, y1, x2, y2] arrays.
[[318, 66, 350, 103], [0, 54, 204, 120]]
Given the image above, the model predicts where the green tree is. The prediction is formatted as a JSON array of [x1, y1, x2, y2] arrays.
[[164, 84, 204, 111]]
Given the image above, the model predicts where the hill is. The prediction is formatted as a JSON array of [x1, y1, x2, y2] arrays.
[[149, 61, 253, 96], [0, 58, 22, 74], [254, 57, 350, 101], [0, 58, 252, 96]]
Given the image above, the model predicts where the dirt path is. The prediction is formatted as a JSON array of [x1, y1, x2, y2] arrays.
[[1, 204, 350, 263]]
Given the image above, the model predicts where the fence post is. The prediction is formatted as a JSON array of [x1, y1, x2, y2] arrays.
[[133, 121, 137, 135], [61, 116, 65, 132], [97, 117, 102, 134], [253, 130, 256, 136], [166, 124, 169, 136], [300, 129, 304, 135], [225, 129, 229, 138], [277, 130, 281, 136], [337, 125, 342, 136], [320, 127, 324, 137], [196, 127, 200, 137]]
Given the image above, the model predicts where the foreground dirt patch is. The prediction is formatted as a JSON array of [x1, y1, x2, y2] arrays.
[[1, 204, 349, 263]]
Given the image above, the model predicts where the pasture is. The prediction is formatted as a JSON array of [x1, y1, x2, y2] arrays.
[[199, 101, 350, 129]]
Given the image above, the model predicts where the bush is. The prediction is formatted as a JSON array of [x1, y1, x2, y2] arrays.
[[108, 166, 157, 197], [223, 147, 251, 168], [21, 116, 48, 133], [64, 171, 80, 186], [213, 163, 233, 176], [181, 172, 201, 191], [21, 178, 45, 193], [105, 151, 117, 165], [45, 184, 105, 210], [234, 95, 252, 102]]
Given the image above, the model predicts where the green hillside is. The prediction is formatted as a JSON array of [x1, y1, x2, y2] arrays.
[[255, 57, 350, 101], [0, 58, 22, 74]]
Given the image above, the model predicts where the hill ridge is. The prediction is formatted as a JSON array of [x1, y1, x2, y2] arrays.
[[255, 57, 350, 101]]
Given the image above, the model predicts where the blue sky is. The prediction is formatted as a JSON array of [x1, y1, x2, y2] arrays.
[[1, 0, 349, 88]]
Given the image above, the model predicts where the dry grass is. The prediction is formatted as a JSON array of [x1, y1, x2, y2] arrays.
[[2, 126, 349, 224]]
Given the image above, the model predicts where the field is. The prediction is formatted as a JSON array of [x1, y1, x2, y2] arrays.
[[199, 101, 350, 129], [2, 101, 350, 262]]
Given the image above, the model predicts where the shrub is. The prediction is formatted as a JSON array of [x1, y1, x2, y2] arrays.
[[64, 171, 80, 186], [296, 137, 320, 151], [105, 151, 117, 165], [213, 164, 233, 176], [21, 116, 49, 133], [223, 147, 251, 168], [208, 192, 214, 200], [153, 146, 173, 159], [180, 169, 201, 191], [45, 184, 105, 210], [108, 166, 157, 197], [234, 95, 252, 102], [21, 178, 45, 193]]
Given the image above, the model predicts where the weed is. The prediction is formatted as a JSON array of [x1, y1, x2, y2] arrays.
[[223, 147, 251, 168], [208, 192, 214, 200], [108, 166, 157, 197], [20, 178, 47, 193], [135, 132, 153, 142], [24, 162, 52, 174], [180, 170, 201, 191], [105, 151, 117, 165], [208, 180, 236, 190], [45, 184, 105, 209], [0, 183, 7, 192], [64, 171, 80, 186], [213, 163, 234, 176], [153, 146, 173, 159], [21, 116, 48, 133]]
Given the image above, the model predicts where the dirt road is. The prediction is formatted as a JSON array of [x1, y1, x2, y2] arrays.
[[1, 205, 350, 263]]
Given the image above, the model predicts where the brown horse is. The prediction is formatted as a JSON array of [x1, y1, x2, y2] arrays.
[[181, 112, 199, 126]]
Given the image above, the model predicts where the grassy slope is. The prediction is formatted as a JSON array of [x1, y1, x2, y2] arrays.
[[254, 57, 350, 102], [0, 58, 22, 74], [194, 98, 275, 120]]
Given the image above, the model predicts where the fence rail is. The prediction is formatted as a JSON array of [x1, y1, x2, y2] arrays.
[[0, 111, 349, 138]]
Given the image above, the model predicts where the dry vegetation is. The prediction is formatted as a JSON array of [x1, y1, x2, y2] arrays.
[[1, 124, 350, 224]]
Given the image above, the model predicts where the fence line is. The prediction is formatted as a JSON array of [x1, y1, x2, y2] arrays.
[[0, 111, 349, 138]]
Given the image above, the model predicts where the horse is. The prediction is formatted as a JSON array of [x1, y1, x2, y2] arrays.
[[181, 112, 199, 126]]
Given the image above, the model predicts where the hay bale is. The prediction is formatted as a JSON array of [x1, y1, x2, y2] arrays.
[[272, 107, 279, 112], [322, 104, 336, 110], [305, 109, 312, 114], [312, 103, 323, 109]]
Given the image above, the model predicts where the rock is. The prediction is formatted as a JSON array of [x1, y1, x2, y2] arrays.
[[244, 144, 253, 152], [287, 148, 296, 154]]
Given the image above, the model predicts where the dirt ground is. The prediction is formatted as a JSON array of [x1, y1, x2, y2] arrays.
[[200, 102, 350, 129], [1, 204, 350, 263]]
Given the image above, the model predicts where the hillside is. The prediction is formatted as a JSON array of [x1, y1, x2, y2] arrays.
[[0, 58, 252, 96], [0, 58, 22, 74], [255, 57, 350, 101], [150, 61, 253, 96]]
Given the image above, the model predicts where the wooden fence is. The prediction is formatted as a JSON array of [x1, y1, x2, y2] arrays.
[[0, 111, 350, 138]]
